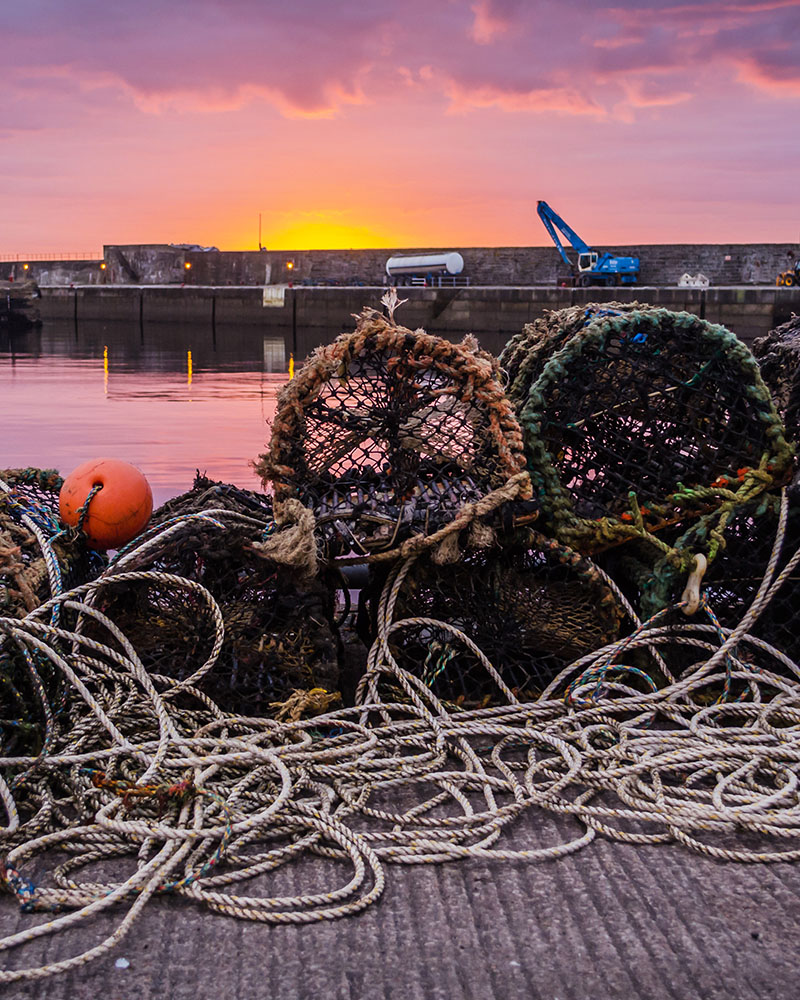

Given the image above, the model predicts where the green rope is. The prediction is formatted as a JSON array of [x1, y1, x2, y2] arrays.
[[516, 309, 793, 568]]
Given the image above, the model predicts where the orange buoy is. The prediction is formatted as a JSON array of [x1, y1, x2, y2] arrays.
[[59, 458, 153, 550]]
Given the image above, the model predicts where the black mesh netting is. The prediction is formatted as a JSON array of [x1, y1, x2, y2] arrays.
[[753, 314, 800, 447], [500, 301, 650, 408], [257, 309, 530, 559], [361, 534, 622, 706], [90, 476, 341, 717], [1, 468, 101, 755], [510, 307, 792, 556]]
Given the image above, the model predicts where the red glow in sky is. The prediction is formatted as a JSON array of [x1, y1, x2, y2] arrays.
[[2, 0, 799, 252]]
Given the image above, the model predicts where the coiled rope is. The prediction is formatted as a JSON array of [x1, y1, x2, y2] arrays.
[[2, 494, 800, 982]]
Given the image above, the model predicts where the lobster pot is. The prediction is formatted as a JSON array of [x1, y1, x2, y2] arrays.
[[1, 468, 100, 755], [92, 477, 340, 717], [516, 309, 792, 556], [753, 315, 800, 447], [378, 535, 621, 706], [257, 309, 530, 560], [500, 302, 652, 408]]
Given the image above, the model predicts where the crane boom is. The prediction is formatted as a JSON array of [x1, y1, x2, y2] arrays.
[[536, 199, 640, 286], [536, 200, 592, 268]]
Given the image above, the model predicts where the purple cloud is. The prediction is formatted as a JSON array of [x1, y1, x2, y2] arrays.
[[1, 0, 798, 123]]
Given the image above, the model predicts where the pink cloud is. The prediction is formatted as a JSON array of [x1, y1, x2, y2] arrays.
[[444, 78, 604, 115], [1, 1, 387, 118], [734, 56, 800, 95], [601, 0, 800, 96], [470, 0, 515, 43], [620, 76, 693, 107], [1, 0, 798, 125]]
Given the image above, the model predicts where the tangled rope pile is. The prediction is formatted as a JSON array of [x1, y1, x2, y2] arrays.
[[86, 476, 341, 717], [3, 303, 800, 984], [3, 476, 800, 983]]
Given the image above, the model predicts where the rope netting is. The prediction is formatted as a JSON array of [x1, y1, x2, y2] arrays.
[[256, 306, 533, 563], [359, 536, 622, 706], [508, 306, 793, 606], [753, 313, 800, 447], [500, 301, 649, 407], [86, 475, 341, 718], [3, 304, 800, 983]]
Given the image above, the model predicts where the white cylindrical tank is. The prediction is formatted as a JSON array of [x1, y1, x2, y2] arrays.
[[385, 252, 464, 276]]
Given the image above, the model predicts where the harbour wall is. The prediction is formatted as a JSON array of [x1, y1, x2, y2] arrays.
[[5, 241, 799, 288], [37, 284, 800, 350]]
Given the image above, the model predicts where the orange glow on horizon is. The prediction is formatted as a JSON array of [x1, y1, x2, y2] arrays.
[[253, 219, 398, 252]]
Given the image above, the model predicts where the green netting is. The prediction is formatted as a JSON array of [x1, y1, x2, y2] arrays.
[[500, 302, 652, 407], [507, 307, 793, 610], [601, 486, 800, 679]]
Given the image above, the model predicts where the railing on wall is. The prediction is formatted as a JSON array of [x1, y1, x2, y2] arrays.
[[389, 276, 472, 287], [0, 252, 102, 262]]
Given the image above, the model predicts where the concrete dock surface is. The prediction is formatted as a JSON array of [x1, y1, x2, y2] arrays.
[[2, 812, 798, 1000]]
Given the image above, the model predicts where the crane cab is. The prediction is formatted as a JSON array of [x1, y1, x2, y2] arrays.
[[577, 252, 599, 273]]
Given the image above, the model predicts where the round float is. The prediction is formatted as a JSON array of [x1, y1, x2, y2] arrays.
[[59, 458, 153, 550]]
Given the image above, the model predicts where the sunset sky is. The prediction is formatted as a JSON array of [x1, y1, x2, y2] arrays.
[[2, 0, 799, 252]]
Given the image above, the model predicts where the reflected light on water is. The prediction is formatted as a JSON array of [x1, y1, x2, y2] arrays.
[[1, 321, 290, 508]]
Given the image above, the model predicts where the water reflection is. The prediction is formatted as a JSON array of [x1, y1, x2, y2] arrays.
[[1, 319, 292, 507]]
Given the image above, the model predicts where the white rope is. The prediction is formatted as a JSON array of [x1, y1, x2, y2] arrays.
[[2, 491, 800, 983]]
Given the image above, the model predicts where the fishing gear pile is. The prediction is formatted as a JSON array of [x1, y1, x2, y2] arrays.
[[256, 305, 532, 563], [0, 469, 100, 758], [3, 303, 800, 985], [90, 475, 341, 718], [501, 305, 794, 619], [0, 469, 96, 621], [372, 535, 621, 706], [257, 304, 619, 701]]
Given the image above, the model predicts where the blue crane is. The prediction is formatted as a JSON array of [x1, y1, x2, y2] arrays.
[[536, 200, 640, 286]]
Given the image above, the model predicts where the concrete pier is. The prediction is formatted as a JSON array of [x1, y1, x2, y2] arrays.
[[37, 283, 800, 350]]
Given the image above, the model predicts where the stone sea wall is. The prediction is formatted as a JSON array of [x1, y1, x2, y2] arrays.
[[6, 241, 799, 288]]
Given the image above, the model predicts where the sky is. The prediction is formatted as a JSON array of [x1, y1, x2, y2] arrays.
[[2, 0, 799, 252]]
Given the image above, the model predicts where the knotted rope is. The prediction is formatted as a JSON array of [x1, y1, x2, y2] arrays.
[[3, 490, 800, 984]]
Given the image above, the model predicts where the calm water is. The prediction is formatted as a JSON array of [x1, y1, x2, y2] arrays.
[[1, 319, 294, 508]]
